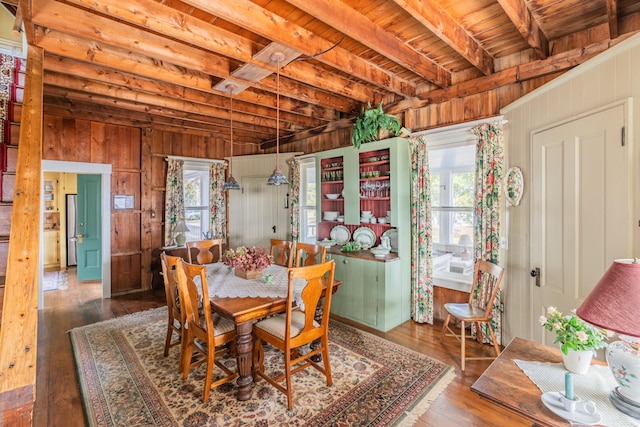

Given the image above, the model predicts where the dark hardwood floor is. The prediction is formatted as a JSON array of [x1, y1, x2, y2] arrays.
[[34, 269, 531, 426]]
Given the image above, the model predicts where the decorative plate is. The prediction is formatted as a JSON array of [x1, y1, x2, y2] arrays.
[[353, 227, 376, 249], [330, 225, 351, 245], [504, 166, 524, 207], [382, 229, 398, 252]]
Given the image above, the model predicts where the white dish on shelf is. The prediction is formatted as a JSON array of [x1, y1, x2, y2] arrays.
[[382, 229, 398, 252], [360, 217, 370, 223], [540, 392, 601, 426], [330, 225, 351, 245], [353, 227, 376, 250], [370, 246, 390, 258], [325, 193, 341, 199], [317, 238, 336, 248]]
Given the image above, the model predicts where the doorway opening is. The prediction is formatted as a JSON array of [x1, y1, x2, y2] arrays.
[[40, 160, 112, 308]]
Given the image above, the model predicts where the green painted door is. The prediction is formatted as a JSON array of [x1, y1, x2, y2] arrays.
[[77, 174, 102, 281]]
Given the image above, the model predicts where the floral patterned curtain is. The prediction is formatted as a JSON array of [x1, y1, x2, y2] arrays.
[[471, 122, 505, 344], [287, 157, 301, 241], [0, 54, 17, 144], [164, 159, 185, 245], [209, 162, 227, 239], [409, 135, 434, 324]]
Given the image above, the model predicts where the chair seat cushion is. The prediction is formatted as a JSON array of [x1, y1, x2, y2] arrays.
[[255, 311, 319, 340], [443, 303, 491, 321], [194, 313, 235, 336]]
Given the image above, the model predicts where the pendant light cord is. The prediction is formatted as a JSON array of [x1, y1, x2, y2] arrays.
[[229, 90, 233, 174], [276, 58, 281, 169]]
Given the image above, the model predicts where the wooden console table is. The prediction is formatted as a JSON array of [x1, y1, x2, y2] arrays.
[[471, 337, 605, 427]]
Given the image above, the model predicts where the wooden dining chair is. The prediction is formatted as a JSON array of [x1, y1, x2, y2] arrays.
[[440, 259, 505, 371], [174, 258, 238, 402], [252, 260, 336, 410], [293, 242, 326, 267], [186, 239, 224, 264], [270, 239, 294, 267], [160, 252, 185, 369]]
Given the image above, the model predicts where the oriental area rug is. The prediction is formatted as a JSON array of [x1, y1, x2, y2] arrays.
[[70, 308, 455, 426]]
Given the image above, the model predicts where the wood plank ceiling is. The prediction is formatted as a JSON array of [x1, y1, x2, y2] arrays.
[[7, 0, 640, 150]]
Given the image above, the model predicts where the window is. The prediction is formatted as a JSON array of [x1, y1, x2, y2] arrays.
[[183, 162, 210, 242], [429, 144, 475, 285], [299, 158, 317, 243]]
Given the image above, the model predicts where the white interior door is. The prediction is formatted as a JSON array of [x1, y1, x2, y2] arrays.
[[531, 103, 632, 344], [241, 176, 288, 247]]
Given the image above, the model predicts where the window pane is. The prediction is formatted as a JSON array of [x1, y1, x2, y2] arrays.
[[183, 168, 210, 242], [299, 160, 316, 243], [453, 172, 474, 207], [430, 174, 441, 207]]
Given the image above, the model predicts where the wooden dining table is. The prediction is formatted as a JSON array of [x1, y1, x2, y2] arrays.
[[206, 263, 341, 401]]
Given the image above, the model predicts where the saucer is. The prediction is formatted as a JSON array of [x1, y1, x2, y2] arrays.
[[541, 392, 601, 425]]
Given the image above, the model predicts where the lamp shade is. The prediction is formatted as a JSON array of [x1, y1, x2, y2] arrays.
[[267, 167, 289, 186], [173, 220, 190, 233], [458, 234, 473, 247], [223, 175, 241, 191], [576, 259, 640, 337]]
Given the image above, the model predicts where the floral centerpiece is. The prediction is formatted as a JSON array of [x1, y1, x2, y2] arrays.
[[223, 246, 273, 279], [539, 306, 609, 374]]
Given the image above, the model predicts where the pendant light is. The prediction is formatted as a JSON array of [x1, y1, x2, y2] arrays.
[[223, 84, 241, 191], [266, 52, 289, 186]]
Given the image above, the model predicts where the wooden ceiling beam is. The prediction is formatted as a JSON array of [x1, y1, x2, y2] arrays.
[[43, 55, 340, 122], [391, 0, 494, 76], [605, 0, 619, 39], [17, 0, 34, 43], [497, 0, 549, 59], [180, 0, 421, 95], [276, 34, 634, 146], [286, 0, 452, 83], [42, 71, 317, 131], [58, 0, 373, 107], [42, 79, 307, 137], [43, 95, 267, 141], [30, 0, 360, 112], [34, 27, 356, 118]]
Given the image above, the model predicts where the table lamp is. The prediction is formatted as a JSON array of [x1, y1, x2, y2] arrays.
[[576, 258, 640, 419], [458, 234, 473, 260], [173, 220, 190, 246]]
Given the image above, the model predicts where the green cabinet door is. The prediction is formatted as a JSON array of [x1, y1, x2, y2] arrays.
[[328, 253, 379, 328]]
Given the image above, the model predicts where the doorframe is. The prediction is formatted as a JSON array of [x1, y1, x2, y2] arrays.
[[528, 97, 635, 340], [39, 160, 112, 308]]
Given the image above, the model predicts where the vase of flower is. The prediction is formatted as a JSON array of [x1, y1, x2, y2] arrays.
[[562, 348, 594, 374], [222, 246, 273, 281], [539, 306, 608, 374], [234, 268, 262, 280]]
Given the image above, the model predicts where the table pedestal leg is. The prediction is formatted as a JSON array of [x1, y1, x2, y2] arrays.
[[235, 321, 254, 401]]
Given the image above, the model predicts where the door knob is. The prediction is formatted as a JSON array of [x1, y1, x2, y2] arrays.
[[530, 267, 541, 287], [272, 225, 277, 233], [77, 233, 84, 244]]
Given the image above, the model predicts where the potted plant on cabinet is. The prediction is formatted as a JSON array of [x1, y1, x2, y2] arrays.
[[351, 102, 401, 149]]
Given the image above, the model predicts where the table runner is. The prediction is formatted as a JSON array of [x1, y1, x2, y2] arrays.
[[515, 359, 640, 426], [205, 262, 307, 308]]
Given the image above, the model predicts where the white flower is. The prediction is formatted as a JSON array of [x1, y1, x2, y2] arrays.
[[547, 306, 557, 314], [539, 315, 547, 325], [576, 331, 588, 342]]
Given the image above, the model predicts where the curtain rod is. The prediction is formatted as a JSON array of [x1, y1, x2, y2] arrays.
[[165, 155, 225, 164]]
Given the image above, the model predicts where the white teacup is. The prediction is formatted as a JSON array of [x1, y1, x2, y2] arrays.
[[370, 217, 377, 223]]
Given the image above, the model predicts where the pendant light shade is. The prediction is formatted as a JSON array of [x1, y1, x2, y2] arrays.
[[267, 52, 289, 186], [223, 84, 241, 191]]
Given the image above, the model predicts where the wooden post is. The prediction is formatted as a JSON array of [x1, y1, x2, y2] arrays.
[[0, 45, 43, 426]]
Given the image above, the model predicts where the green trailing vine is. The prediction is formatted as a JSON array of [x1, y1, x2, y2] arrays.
[[351, 102, 401, 149]]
